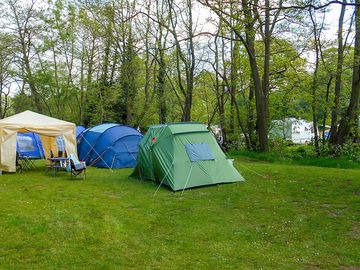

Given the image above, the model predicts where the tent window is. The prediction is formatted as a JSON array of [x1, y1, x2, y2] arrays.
[[17, 137, 35, 151], [56, 136, 65, 152], [185, 143, 214, 162]]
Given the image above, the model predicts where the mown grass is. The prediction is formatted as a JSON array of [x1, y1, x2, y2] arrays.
[[0, 158, 359, 269]]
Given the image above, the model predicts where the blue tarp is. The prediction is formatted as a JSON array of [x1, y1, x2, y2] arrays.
[[185, 143, 214, 161], [17, 132, 45, 159], [77, 123, 143, 168]]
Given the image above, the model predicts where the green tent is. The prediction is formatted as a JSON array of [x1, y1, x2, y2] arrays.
[[132, 123, 245, 191]]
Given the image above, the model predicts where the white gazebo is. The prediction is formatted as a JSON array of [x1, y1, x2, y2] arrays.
[[0, 110, 77, 172]]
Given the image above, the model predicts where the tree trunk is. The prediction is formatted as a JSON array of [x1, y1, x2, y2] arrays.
[[168, 0, 195, 122], [247, 85, 257, 149], [262, 0, 271, 132], [309, 9, 321, 155], [246, 34, 268, 152], [182, 91, 193, 122], [323, 76, 333, 146], [242, 0, 269, 152], [157, 46, 167, 123], [329, 0, 346, 143], [333, 0, 360, 145]]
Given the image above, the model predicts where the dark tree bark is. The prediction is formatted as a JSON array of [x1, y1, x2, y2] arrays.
[[322, 76, 333, 146], [242, 0, 269, 151], [98, 5, 114, 123], [309, 8, 322, 155], [157, 44, 167, 123], [247, 85, 257, 149], [332, 0, 360, 145], [330, 0, 347, 142]]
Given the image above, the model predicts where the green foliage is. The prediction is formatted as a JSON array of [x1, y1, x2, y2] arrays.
[[83, 83, 120, 126], [2, 0, 358, 151], [12, 91, 34, 113], [192, 71, 217, 123], [0, 32, 17, 116], [114, 31, 140, 124], [332, 141, 360, 162], [267, 39, 312, 121]]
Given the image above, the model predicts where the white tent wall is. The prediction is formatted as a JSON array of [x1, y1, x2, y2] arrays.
[[0, 128, 17, 172]]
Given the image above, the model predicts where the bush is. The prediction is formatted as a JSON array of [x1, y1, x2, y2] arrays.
[[227, 141, 360, 169], [226, 139, 247, 151], [333, 141, 360, 162], [288, 145, 317, 159]]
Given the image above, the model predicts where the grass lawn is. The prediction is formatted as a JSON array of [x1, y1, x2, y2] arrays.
[[0, 157, 359, 269]]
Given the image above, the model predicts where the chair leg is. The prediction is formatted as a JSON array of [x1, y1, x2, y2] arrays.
[[16, 164, 23, 173]]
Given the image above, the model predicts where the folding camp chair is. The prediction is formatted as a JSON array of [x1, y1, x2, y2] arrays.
[[68, 154, 86, 179], [16, 152, 23, 173]]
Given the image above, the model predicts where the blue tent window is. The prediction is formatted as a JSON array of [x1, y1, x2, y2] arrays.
[[56, 136, 65, 152], [17, 132, 45, 158], [185, 143, 214, 162], [17, 136, 35, 151]]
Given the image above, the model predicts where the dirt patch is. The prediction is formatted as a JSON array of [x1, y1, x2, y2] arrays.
[[340, 266, 360, 270], [321, 203, 347, 217], [327, 211, 339, 217], [349, 222, 360, 240], [107, 194, 120, 199], [305, 262, 323, 269], [321, 203, 339, 217]]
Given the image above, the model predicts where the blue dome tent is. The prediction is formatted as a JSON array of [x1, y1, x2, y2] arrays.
[[77, 123, 143, 169], [76, 126, 85, 137], [16, 132, 45, 159]]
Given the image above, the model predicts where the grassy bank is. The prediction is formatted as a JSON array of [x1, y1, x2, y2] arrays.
[[228, 149, 360, 170]]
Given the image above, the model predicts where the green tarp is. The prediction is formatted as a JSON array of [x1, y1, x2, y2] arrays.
[[132, 123, 245, 191]]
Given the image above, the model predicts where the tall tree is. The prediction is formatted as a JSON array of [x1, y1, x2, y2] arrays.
[[308, 8, 325, 155], [0, 33, 15, 118], [199, 0, 283, 152], [119, 26, 138, 124], [6, 0, 44, 113], [332, 0, 360, 145], [168, 0, 196, 121], [155, 0, 170, 123], [329, 0, 349, 142]]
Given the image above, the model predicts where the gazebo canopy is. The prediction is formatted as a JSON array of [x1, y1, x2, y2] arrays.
[[0, 110, 77, 172]]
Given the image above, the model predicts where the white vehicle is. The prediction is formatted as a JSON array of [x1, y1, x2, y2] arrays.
[[269, 118, 316, 144]]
